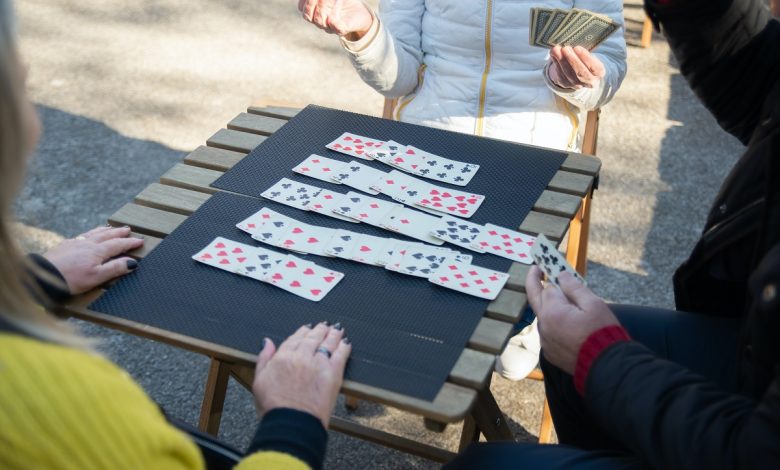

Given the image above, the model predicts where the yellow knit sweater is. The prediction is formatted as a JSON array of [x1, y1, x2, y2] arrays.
[[0, 334, 309, 469]]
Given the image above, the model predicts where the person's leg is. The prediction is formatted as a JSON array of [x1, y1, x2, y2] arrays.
[[444, 441, 644, 470], [543, 305, 741, 450]]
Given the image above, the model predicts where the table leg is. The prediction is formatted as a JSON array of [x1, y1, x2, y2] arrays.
[[468, 388, 514, 442], [198, 358, 232, 436], [565, 191, 592, 276], [538, 398, 554, 444], [641, 16, 653, 48], [457, 414, 481, 452]]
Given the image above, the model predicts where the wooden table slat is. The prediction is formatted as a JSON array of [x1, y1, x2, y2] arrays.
[[468, 317, 513, 354], [160, 163, 221, 194], [506, 263, 531, 292], [247, 104, 301, 120], [135, 183, 211, 216], [206, 128, 266, 153], [548, 171, 593, 197], [227, 113, 287, 136], [486, 289, 528, 323], [534, 190, 582, 218], [561, 153, 602, 176], [519, 211, 570, 242], [183, 146, 245, 172], [109, 203, 186, 238]]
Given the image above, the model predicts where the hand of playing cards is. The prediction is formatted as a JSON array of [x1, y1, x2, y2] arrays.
[[530, 8, 619, 50]]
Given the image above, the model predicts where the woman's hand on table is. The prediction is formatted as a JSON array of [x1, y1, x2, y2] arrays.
[[526, 266, 619, 374], [252, 323, 352, 428], [43, 226, 143, 295], [298, 0, 374, 39], [547, 45, 606, 90]]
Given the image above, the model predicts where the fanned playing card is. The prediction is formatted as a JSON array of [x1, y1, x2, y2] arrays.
[[394, 246, 473, 278], [472, 223, 535, 264], [263, 255, 344, 301], [236, 207, 296, 238], [261, 178, 322, 211], [405, 146, 480, 186], [193, 237, 286, 281], [367, 140, 405, 165], [348, 233, 396, 265], [352, 198, 403, 226], [292, 154, 347, 184], [323, 229, 360, 259], [415, 186, 486, 219], [385, 145, 427, 174], [429, 215, 486, 253], [326, 132, 384, 160], [331, 191, 376, 221], [379, 207, 445, 245], [307, 189, 359, 223], [277, 222, 337, 257], [530, 233, 585, 287], [428, 261, 510, 300], [330, 160, 386, 195]]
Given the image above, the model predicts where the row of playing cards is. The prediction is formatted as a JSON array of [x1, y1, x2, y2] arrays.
[[530, 8, 619, 50], [326, 132, 479, 187], [429, 215, 536, 264], [289, 157, 487, 219], [192, 237, 344, 301]]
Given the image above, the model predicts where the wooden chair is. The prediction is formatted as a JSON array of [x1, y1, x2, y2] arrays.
[[344, 98, 601, 443]]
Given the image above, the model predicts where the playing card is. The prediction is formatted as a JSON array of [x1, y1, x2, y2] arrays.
[[261, 178, 322, 210], [329, 191, 370, 220], [429, 215, 486, 253], [384, 144, 427, 174], [404, 146, 480, 186], [351, 198, 403, 226], [395, 246, 472, 278], [545, 9, 579, 46], [263, 255, 344, 301], [558, 14, 619, 50], [415, 186, 486, 219], [374, 238, 404, 266], [472, 223, 535, 264], [379, 207, 445, 245], [323, 229, 360, 259], [193, 237, 286, 281], [348, 233, 395, 265], [530, 233, 585, 287], [307, 189, 359, 223], [367, 140, 405, 165], [531, 8, 555, 46], [330, 160, 386, 195], [292, 154, 347, 184], [428, 261, 510, 300], [326, 132, 384, 160], [276, 223, 337, 257], [236, 207, 296, 238]]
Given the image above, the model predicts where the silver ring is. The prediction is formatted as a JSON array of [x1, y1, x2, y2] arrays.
[[316, 346, 331, 359], [75, 235, 87, 241]]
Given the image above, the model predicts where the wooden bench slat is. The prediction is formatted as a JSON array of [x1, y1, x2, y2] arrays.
[[206, 129, 266, 153], [160, 164, 222, 194], [549, 171, 593, 197], [561, 153, 601, 176], [519, 211, 570, 242], [486, 289, 527, 323], [506, 263, 531, 292], [108, 203, 186, 238], [183, 146, 245, 172], [135, 183, 211, 216], [534, 190, 582, 218], [469, 317, 513, 354], [227, 113, 287, 136], [247, 105, 300, 120]]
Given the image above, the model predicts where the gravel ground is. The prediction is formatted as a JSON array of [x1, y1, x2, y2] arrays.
[[14, 0, 745, 468]]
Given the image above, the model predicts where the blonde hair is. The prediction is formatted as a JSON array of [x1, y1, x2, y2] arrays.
[[0, 0, 84, 346]]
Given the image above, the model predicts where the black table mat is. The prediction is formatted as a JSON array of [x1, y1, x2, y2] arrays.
[[91, 106, 567, 401]]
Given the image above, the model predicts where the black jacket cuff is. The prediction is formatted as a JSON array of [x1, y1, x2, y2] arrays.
[[247, 408, 327, 470], [26, 253, 71, 306]]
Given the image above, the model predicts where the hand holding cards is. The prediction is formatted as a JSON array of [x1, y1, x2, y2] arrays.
[[530, 234, 585, 288], [530, 8, 619, 50]]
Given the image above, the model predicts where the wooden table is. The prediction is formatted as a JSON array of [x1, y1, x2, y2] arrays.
[[63, 105, 600, 463]]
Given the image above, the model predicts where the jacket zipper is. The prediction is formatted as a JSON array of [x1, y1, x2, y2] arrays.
[[394, 64, 427, 121], [475, 0, 493, 136]]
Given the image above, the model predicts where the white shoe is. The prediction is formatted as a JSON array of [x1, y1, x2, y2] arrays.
[[495, 319, 541, 381]]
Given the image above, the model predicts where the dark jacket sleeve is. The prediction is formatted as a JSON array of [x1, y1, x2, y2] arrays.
[[246, 408, 328, 470], [645, 0, 779, 144], [25, 253, 71, 307], [585, 341, 780, 469]]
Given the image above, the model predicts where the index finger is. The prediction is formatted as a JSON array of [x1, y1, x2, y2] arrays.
[[98, 237, 144, 259], [525, 265, 546, 313]]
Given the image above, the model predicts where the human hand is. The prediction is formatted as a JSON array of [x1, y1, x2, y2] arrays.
[[252, 323, 352, 428], [526, 266, 619, 374], [43, 226, 143, 295], [298, 0, 374, 39], [547, 45, 606, 90]]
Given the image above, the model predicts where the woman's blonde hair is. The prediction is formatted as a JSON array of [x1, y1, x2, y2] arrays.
[[0, 0, 83, 345]]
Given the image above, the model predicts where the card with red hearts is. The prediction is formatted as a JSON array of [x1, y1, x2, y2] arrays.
[[307, 189, 359, 223], [263, 255, 344, 301], [385, 144, 427, 173], [236, 207, 296, 239], [428, 261, 509, 300], [347, 233, 395, 265], [471, 223, 535, 264], [192, 237, 285, 281], [414, 186, 486, 219], [378, 207, 445, 245], [276, 222, 337, 257], [326, 132, 384, 160], [351, 198, 402, 227], [292, 154, 347, 184]]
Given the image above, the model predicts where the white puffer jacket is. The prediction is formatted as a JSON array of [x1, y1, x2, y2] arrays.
[[342, 0, 627, 151]]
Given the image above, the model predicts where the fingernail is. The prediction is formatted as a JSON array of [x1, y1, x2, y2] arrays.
[[323, 321, 330, 326], [342, 337, 351, 345], [126, 259, 138, 270], [105, 223, 112, 227], [306, 323, 314, 329], [260, 338, 267, 350], [333, 322, 342, 330]]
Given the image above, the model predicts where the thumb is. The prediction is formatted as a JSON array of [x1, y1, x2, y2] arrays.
[[256, 338, 276, 373]]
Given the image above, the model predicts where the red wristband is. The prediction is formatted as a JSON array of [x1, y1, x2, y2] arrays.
[[573, 325, 631, 396]]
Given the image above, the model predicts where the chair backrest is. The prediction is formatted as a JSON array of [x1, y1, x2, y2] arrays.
[[382, 98, 600, 156]]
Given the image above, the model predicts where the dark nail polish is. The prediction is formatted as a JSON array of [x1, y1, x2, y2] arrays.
[[260, 338, 267, 351], [323, 321, 330, 326], [105, 223, 112, 227], [342, 338, 351, 345], [126, 259, 138, 270], [333, 322, 342, 330], [305, 323, 314, 329]]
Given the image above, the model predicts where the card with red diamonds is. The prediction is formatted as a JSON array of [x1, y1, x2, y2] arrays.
[[428, 261, 509, 300], [326, 132, 384, 160]]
